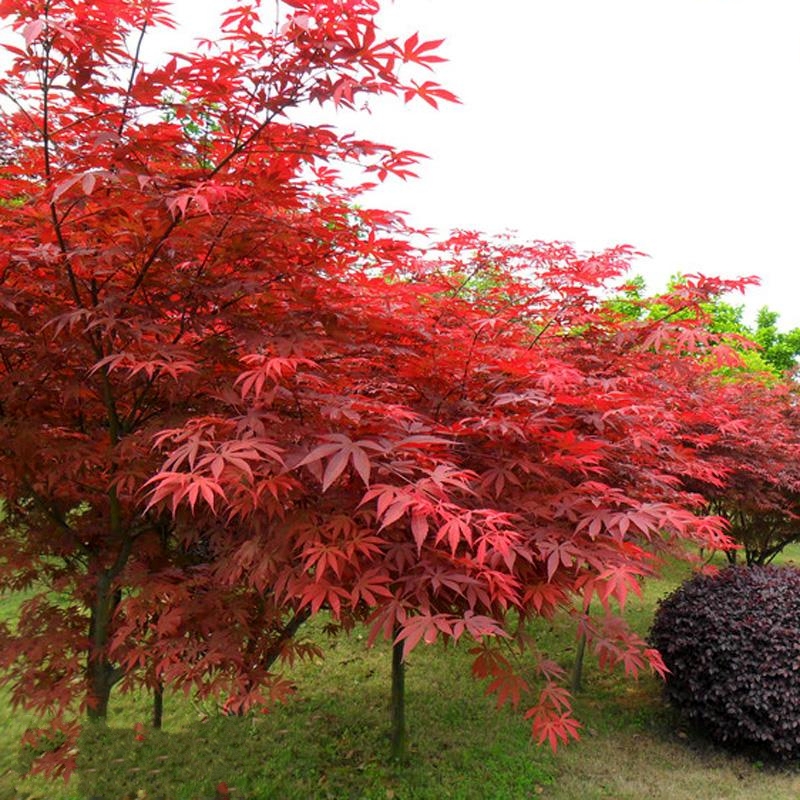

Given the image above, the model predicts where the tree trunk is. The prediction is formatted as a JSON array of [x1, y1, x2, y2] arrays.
[[571, 607, 590, 694], [226, 608, 310, 717], [86, 661, 113, 721], [152, 680, 164, 729], [570, 631, 588, 693], [86, 572, 120, 721], [390, 625, 406, 762]]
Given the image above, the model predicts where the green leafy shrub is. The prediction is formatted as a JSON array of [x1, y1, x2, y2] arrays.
[[650, 566, 800, 760]]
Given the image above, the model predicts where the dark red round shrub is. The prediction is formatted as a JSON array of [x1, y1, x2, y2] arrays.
[[650, 565, 800, 760]]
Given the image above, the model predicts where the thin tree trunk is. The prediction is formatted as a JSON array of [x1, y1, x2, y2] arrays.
[[390, 625, 406, 762], [152, 680, 164, 729], [225, 607, 310, 717], [571, 607, 590, 694], [86, 662, 112, 721], [570, 631, 588, 693], [262, 608, 310, 672], [86, 573, 118, 721]]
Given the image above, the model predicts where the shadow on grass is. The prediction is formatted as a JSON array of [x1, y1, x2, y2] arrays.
[[76, 677, 554, 800]]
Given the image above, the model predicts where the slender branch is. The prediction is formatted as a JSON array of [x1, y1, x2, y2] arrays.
[[51, 108, 116, 139], [108, 537, 131, 581], [761, 532, 800, 565], [99, 369, 124, 442], [527, 311, 563, 350], [127, 107, 283, 299], [208, 109, 280, 179], [638, 303, 696, 341], [40, 2, 52, 179], [0, 90, 40, 136], [48, 207, 83, 305], [108, 664, 126, 687], [261, 608, 311, 672], [37, 3, 84, 309], [458, 327, 481, 397], [122, 373, 158, 430], [18, 477, 91, 557], [444, 263, 484, 303], [125, 218, 182, 297], [118, 21, 148, 137], [170, 216, 236, 343]]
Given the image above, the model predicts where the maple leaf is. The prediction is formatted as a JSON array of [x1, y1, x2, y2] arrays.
[[485, 671, 530, 710], [400, 32, 448, 69], [394, 614, 454, 658], [296, 434, 383, 490], [526, 708, 582, 753]]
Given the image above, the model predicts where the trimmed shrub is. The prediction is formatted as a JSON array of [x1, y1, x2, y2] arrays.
[[650, 565, 800, 760]]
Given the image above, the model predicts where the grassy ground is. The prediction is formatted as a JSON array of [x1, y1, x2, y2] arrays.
[[2, 553, 800, 799]]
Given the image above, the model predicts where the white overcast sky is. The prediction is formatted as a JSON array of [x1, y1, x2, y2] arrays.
[[163, 0, 800, 328]]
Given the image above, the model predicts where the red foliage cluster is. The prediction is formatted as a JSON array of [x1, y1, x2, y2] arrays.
[[679, 378, 800, 564], [0, 0, 790, 778]]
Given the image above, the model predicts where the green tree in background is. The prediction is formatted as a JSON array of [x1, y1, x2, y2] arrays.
[[610, 274, 800, 377]]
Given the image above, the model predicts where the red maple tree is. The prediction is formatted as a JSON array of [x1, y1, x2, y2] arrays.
[[140, 232, 752, 757], [0, 0, 456, 773], [678, 375, 800, 565], [0, 0, 756, 778]]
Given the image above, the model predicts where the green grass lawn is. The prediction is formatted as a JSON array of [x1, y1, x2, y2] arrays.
[[3, 551, 800, 800]]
